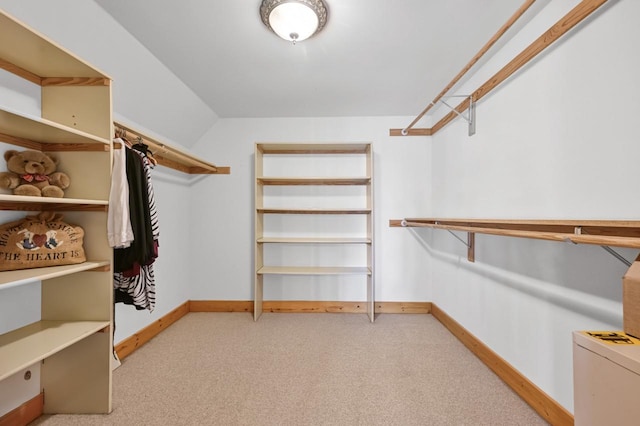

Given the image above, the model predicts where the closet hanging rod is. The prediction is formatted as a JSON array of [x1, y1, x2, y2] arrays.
[[391, 218, 640, 249], [392, 0, 536, 137], [113, 123, 230, 175]]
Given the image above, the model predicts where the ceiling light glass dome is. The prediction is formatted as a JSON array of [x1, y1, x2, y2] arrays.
[[260, 0, 328, 44]]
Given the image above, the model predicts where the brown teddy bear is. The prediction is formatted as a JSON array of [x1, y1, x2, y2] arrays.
[[0, 150, 70, 198]]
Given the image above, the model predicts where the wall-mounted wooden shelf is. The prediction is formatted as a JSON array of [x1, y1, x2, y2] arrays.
[[114, 122, 230, 175]]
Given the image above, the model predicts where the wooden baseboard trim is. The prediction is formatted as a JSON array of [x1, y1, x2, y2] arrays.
[[189, 300, 253, 312], [115, 301, 190, 360], [189, 300, 431, 314], [0, 392, 43, 426], [376, 301, 431, 314], [263, 300, 367, 313], [430, 304, 573, 426]]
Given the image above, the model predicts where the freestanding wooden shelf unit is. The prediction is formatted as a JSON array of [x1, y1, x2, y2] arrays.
[[254, 143, 374, 322], [0, 9, 113, 414]]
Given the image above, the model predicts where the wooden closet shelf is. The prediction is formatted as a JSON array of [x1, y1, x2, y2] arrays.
[[0, 260, 111, 287], [258, 208, 371, 215], [390, 218, 640, 249], [257, 143, 371, 154], [257, 176, 370, 185], [0, 11, 110, 84], [0, 108, 111, 150], [258, 237, 371, 244], [0, 194, 108, 212], [258, 266, 371, 276], [114, 122, 230, 175], [0, 320, 111, 381]]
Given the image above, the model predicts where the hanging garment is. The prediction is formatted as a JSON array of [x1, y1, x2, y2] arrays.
[[107, 138, 134, 248], [114, 265, 155, 311], [114, 144, 159, 311], [133, 143, 160, 243], [114, 147, 154, 272]]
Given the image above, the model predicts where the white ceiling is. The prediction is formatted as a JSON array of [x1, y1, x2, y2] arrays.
[[95, 0, 522, 119]]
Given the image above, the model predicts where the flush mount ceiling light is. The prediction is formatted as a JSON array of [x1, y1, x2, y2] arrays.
[[260, 0, 328, 44]]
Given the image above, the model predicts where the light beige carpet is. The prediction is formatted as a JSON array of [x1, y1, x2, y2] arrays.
[[34, 313, 547, 425]]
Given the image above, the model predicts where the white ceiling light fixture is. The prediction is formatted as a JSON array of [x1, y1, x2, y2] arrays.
[[260, 0, 328, 44]]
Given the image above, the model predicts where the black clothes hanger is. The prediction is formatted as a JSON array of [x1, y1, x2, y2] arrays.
[[131, 139, 158, 166]]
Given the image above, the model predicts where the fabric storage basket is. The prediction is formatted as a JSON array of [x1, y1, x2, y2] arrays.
[[0, 212, 86, 271]]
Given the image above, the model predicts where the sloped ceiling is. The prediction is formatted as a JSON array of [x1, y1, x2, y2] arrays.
[[95, 0, 522, 119]]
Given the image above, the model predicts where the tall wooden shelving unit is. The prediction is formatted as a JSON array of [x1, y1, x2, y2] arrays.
[[254, 143, 374, 322], [0, 9, 113, 415]]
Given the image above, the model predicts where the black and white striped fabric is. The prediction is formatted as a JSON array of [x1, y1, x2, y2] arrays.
[[114, 263, 156, 311]]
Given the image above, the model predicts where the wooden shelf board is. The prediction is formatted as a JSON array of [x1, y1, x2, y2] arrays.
[[258, 176, 370, 185], [257, 143, 371, 155], [0, 320, 110, 381], [0, 260, 111, 288], [258, 237, 371, 244], [0, 194, 108, 212], [258, 208, 371, 215], [0, 108, 110, 147], [258, 266, 371, 275], [0, 194, 108, 204], [0, 11, 109, 80]]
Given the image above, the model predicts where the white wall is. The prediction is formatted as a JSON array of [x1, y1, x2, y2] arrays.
[[189, 117, 432, 303], [428, 0, 640, 412]]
